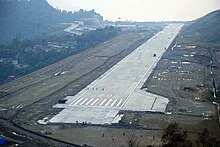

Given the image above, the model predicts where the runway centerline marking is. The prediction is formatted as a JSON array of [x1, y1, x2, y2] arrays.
[[68, 30, 160, 107], [50, 24, 184, 125]]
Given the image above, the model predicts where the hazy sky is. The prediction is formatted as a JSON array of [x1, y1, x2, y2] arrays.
[[47, 0, 220, 21]]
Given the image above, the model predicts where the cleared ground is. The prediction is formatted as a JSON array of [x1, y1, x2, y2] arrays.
[[142, 37, 217, 117], [49, 24, 183, 124]]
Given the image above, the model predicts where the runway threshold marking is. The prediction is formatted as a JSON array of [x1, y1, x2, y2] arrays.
[[99, 99, 107, 106], [68, 33, 154, 107], [68, 65, 119, 106], [91, 98, 99, 106], [85, 98, 94, 105], [74, 98, 83, 106], [80, 98, 89, 105], [111, 99, 118, 107], [116, 99, 123, 107], [105, 99, 112, 106], [68, 24, 183, 109]]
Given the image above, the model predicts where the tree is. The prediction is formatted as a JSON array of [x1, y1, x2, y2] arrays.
[[197, 128, 210, 147], [126, 133, 141, 147], [207, 136, 220, 147], [196, 128, 220, 147], [161, 123, 192, 147]]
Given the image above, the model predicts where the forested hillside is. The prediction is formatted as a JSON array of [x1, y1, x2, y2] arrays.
[[183, 9, 220, 43], [0, 0, 103, 43], [0, 26, 119, 84]]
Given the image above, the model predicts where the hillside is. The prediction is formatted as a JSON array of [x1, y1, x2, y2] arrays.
[[0, 0, 103, 44], [183, 9, 220, 43]]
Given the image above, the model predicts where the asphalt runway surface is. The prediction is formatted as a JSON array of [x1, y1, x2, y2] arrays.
[[49, 23, 183, 124]]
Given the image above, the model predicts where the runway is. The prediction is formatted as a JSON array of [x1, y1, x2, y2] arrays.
[[49, 23, 183, 124]]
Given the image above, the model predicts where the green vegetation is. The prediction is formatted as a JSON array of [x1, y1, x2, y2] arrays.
[[0, 0, 103, 43], [183, 9, 220, 43], [0, 26, 120, 84], [161, 123, 220, 147], [196, 128, 220, 147], [161, 123, 193, 147], [126, 133, 141, 147], [201, 90, 220, 103]]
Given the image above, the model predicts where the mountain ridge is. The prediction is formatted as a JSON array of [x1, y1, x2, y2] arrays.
[[184, 9, 220, 43], [0, 0, 103, 44]]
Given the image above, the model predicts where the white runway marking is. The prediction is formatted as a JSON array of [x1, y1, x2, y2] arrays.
[[105, 99, 112, 106], [80, 98, 88, 105], [99, 99, 107, 106], [111, 99, 118, 107], [74, 98, 83, 106], [50, 24, 184, 125], [116, 100, 123, 107], [85, 98, 94, 106], [91, 98, 99, 106]]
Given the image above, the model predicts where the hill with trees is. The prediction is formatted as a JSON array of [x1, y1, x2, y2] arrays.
[[0, 26, 120, 84], [0, 0, 103, 44], [183, 9, 220, 43]]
